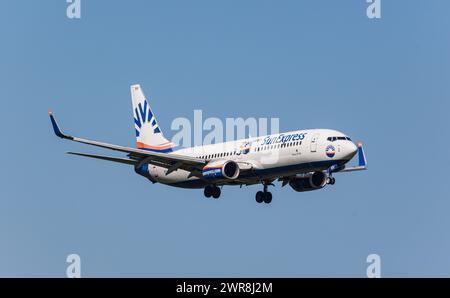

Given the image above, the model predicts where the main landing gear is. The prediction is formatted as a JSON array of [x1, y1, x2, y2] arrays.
[[204, 185, 221, 199], [255, 183, 273, 204]]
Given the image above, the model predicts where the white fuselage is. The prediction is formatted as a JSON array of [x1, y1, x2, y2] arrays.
[[144, 128, 357, 188], [50, 84, 366, 202]]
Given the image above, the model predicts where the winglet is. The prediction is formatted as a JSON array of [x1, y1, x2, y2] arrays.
[[49, 111, 72, 139], [357, 142, 367, 167]]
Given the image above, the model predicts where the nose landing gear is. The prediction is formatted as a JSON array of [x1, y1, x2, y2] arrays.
[[204, 185, 221, 199], [327, 176, 336, 185]]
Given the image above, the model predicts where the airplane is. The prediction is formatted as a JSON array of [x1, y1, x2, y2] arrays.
[[49, 84, 367, 204]]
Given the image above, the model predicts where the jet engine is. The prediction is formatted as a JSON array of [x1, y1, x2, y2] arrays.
[[134, 163, 157, 183], [289, 171, 327, 192], [202, 160, 240, 180]]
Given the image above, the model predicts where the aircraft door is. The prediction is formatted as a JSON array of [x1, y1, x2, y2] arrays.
[[310, 133, 319, 152]]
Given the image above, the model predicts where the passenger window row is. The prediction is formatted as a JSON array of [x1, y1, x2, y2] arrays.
[[255, 141, 302, 152], [196, 141, 302, 160]]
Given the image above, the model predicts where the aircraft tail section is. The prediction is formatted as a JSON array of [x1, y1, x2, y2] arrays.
[[130, 84, 177, 153]]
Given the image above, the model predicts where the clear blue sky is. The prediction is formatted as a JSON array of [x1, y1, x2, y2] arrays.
[[0, 0, 449, 277]]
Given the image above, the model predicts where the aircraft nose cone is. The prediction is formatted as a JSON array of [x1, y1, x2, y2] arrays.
[[344, 142, 358, 160], [351, 142, 358, 155]]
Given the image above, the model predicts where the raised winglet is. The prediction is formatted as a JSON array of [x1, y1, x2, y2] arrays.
[[357, 142, 367, 167], [48, 111, 73, 140]]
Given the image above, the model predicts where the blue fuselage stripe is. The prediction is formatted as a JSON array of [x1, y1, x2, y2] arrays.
[[138, 147, 180, 153]]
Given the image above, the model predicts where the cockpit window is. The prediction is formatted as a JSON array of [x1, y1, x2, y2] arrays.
[[327, 136, 352, 142]]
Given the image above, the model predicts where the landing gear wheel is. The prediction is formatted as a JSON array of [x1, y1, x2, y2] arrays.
[[256, 182, 275, 204], [204, 185, 213, 198], [327, 177, 336, 185], [263, 192, 272, 204], [212, 186, 221, 199], [256, 191, 264, 203]]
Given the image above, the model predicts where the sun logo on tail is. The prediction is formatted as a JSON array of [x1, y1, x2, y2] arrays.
[[133, 100, 160, 137]]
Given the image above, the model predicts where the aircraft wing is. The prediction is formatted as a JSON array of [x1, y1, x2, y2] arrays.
[[49, 112, 206, 174], [66, 152, 139, 165]]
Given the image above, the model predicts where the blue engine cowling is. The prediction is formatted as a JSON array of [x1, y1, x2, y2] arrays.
[[134, 163, 157, 183], [202, 160, 240, 180], [289, 171, 327, 192]]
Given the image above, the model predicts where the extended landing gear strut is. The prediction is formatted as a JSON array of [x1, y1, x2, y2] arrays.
[[255, 183, 273, 204], [204, 185, 221, 199]]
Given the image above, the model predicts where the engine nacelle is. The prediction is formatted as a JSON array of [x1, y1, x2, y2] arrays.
[[202, 160, 240, 180], [134, 163, 157, 183], [289, 171, 327, 192]]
